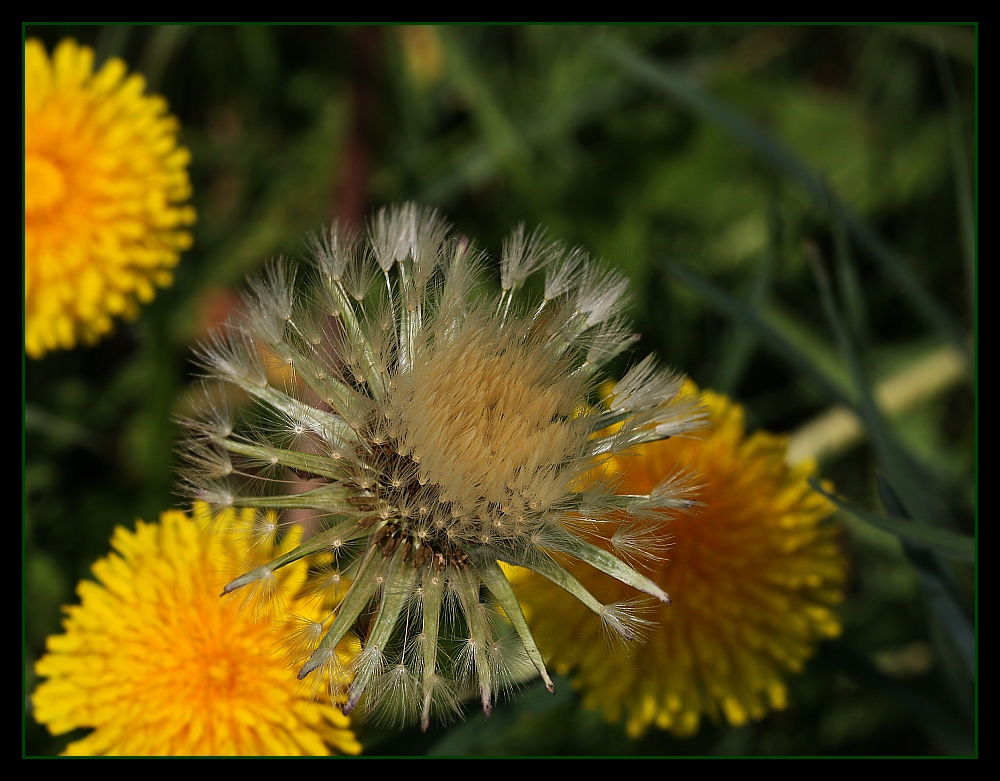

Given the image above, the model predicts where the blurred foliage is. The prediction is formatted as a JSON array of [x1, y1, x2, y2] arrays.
[[23, 24, 975, 756]]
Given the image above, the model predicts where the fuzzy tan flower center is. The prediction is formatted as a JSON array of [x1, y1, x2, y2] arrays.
[[387, 324, 580, 510]]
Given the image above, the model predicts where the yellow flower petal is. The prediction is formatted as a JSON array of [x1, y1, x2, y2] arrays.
[[514, 385, 847, 737]]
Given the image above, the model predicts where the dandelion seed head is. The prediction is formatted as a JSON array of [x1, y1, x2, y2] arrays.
[[179, 205, 703, 729]]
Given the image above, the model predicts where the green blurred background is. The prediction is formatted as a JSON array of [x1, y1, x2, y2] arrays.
[[23, 24, 976, 756]]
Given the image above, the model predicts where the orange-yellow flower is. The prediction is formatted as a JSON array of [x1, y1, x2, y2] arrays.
[[31, 507, 361, 756], [512, 385, 847, 737], [24, 38, 195, 358]]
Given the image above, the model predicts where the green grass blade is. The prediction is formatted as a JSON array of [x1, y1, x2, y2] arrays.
[[663, 259, 857, 411], [877, 475, 975, 681], [811, 479, 973, 562], [807, 237, 953, 530], [933, 46, 977, 322]]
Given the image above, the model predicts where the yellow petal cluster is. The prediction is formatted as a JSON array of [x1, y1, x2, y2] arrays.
[[512, 385, 847, 737], [24, 38, 196, 358], [32, 507, 361, 756]]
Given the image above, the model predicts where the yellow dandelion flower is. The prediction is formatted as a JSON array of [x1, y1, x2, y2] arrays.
[[31, 506, 361, 756], [511, 384, 847, 738], [24, 38, 196, 359]]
